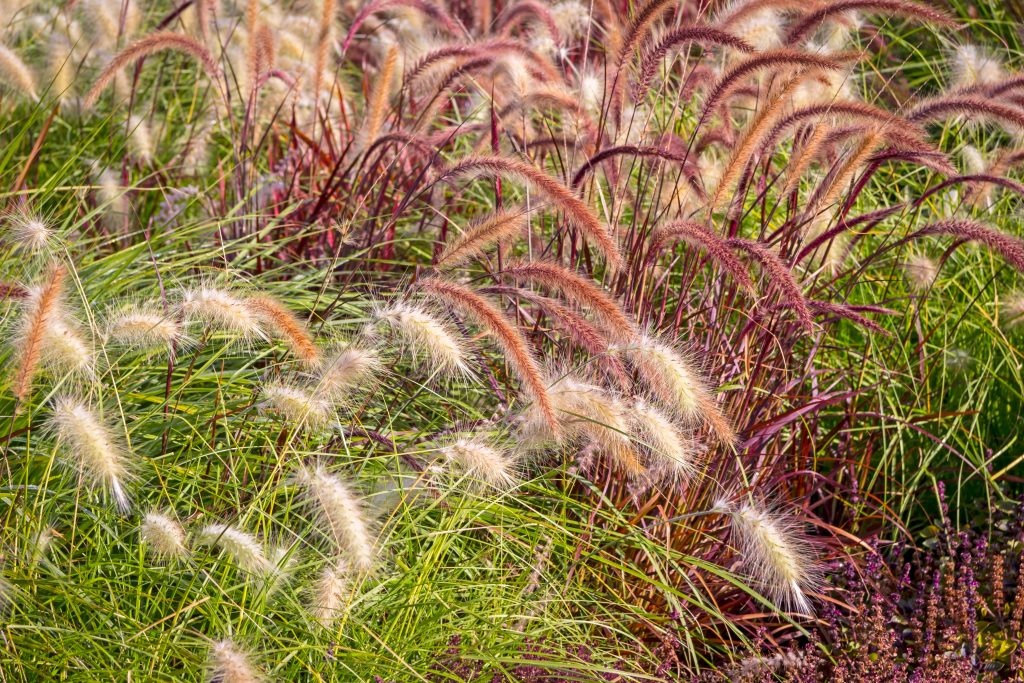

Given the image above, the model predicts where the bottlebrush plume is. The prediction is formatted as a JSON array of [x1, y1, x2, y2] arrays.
[[910, 219, 1024, 273], [105, 306, 184, 352], [785, 0, 953, 44], [500, 261, 637, 341], [698, 50, 846, 128], [418, 278, 559, 433], [907, 95, 1024, 132], [370, 301, 471, 378], [647, 221, 755, 292], [127, 115, 153, 162], [482, 285, 632, 389], [178, 286, 267, 340], [42, 317, 94, 377], [47, 397, 133, 513], [3, 210, 52, 253], [311, 560, 349, 626], [523, 376, 640, 474], [84, 31, 222, 108], [140, 511, 188, 560], [634, 26, 753, 99], [244, 296, 319, 363], [1000, 291, 1024, 330], [442, 439, 519, 490], [196, 524, 271, 574], [0, 44, 37, 100], [315, 345, 381, 401], [437, 207, 531, 268], [292, 465, 376, 572], [630, 400, 700, 483], [434, 156, 624, 269], [12, 263, 65, 405], [206, 639, 265, 683], [903, 252, 938, 292], [361, 44, 399, 146], [623, 335, 736, 445], [558, 378, 640, 474], [727, 239, 814, 330], [951, 44, 1003, 89], [260, 383, 332, 428], [717, 499, 820, 614]]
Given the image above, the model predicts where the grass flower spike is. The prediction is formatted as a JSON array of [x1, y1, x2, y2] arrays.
[[47, 398, 133, 512], [718, 498, 820, 614], [206, 640, 265, 683], [371, 301, 471, 377], [140, 511, 188, 560], [442, 439, 519, 489], [292, 465, 376, 572]]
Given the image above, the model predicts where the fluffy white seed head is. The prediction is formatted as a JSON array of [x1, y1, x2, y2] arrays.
[[727, 8, 781, 52], [196, 524, 271, 574], [442, 439, 519, 490], [315, 345, 380, 402], [624, 335, 708, 423], [27, 525, 58, 566], [630, 400, 700, 483], [178, 286, 266, 340], [1001, 290, 1024, 330], [371, 301, 472, 378], [47, 397, 132, 512], [4, 210, 52, 253], [260, 382, 332, 428], [127, 114, 153, 162], [140, 511, 188, 560], [206, 639, 264, 683], [951, 44, 1003, 89], [310, 560, 349, 627], [292, 465, 376, 572], [105, 306, 184, 352], [41, 317, 94, 376], [961, 145, 987, 175], [0, 43, 37, 100], [551, 0, 590, 40], [721, 499, 819, 614], [523, 376, 639, 473], [903, 253, 938, 292]]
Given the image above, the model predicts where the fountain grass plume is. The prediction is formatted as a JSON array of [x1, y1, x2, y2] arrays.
[[418, 278, 559, 434], [47, 397, 133, 513]]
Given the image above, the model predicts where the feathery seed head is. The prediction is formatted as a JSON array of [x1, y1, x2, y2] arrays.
[[550, 0, 590, 40], [105, 306, 185, 352], [244, 295, 320, 363], [442, 438, 519, 490], [961, 145, 987, 175], [260, 382, 333, 428], [624, 335, 706, 421], [178, 286, 267, 340], [292, 465, 377, 572], [196, 524, 271, 574], [524, 376, 640, 473], [315, 345, 381, 402], [721, 499, 819, 614], [0, 43, 38, 100], [4, 210, 53, 253], [140, 511, 188, 560], [311, 560, 350, 626], [630, 399, 701, 483], [951, 44, 1003, 89], [41, 317, 95, 377], [1001, 291, 1024, 330], [47, 397, 132, 512], [903, 252, 938, 292], [370, 301, 472, 378], [622, 335, 737, 445], [207, 639, 264, 683], [127, 114, 154, 161]]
